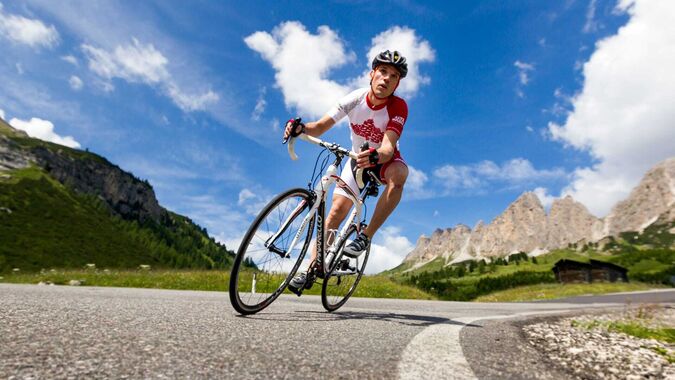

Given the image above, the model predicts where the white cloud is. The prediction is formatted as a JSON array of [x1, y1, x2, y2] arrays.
[[96, 80, 115, 93], [545, 87, 573, 117], [82, 39, 169, 84], [405, 165, 432, 199], [251, 87, 267, 121], [434, 165, 481, 190], [0, 108, 5, 119], [533, 187, 556, 209], [9, 117, 80, 148], [237, 187, 272, 216], [270, 118, 281, 132], [244, 21, 355, 118], [351, 26, 436, 98], [245, 22, 434, 118], [549, 0, 675, 216], [82, 38, 219, 112], [367, 226, 415, 274], [61, 55, 78, 66], [514, 60, 534, 85], [434, 158, 567, 193], [0, 4, 59, 48], [583, 0, 599, 33], [15, 63, 23, 74], [238, 189, 256, 205], [69, 75, 83, 91], [166, 84, 219, 112], [514, 60, 535, 98]]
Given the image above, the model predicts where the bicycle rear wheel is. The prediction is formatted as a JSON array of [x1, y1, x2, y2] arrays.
[[229, 188, 315, 315], [321, 225, 370, 312]]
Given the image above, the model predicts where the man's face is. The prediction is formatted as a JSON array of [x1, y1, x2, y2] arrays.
[[370, 64, 401, 98]]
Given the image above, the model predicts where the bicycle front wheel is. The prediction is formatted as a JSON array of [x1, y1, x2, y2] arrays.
[[321, 225, 370, 312], [229, 188, 315, 314]]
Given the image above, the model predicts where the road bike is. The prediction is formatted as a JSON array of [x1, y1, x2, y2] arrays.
[[229, 128, 381, 315]]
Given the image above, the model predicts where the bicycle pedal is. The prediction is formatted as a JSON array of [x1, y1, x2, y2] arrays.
[[288, 285, 303, 297], [339, 259, 356, 272], [304, 273, 317, 289]]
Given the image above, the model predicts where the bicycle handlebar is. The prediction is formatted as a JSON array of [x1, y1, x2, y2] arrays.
[[287, 134, 358, 161]]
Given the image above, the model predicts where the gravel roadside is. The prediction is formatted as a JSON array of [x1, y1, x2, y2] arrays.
[[523, 306, 674, 380], [462, 306, 674, 380]]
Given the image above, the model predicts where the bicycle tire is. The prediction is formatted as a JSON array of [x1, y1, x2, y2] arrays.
[[229, 188, 315, 315], [321, 225, 370, 312]]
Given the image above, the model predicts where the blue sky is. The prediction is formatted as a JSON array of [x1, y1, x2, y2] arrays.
[[1, 0, 673, 273]]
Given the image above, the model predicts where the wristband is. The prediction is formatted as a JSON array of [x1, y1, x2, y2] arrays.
[[368, 148, 379, 166]]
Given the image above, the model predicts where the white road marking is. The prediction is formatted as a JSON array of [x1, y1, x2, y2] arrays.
[[398, 316, 480, 380], [398, 308, 618, 380]]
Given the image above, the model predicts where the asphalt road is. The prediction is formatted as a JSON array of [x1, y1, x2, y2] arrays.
[[1, 284, 673, 379]]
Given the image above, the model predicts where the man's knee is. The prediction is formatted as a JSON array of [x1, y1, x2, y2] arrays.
[[386, 163, 408, 191], [326, 195, 351, 223]]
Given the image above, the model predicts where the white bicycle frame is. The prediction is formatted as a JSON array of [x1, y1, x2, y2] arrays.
[[267, 134, 365, 275]]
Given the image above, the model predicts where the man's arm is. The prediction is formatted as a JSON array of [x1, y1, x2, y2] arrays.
[[304, 114, 336, 137], [283, 114, 336, 140], [356, 130, 399, 168]]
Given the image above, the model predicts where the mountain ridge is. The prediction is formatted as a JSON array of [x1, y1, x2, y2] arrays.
[[0, 117, 234, 272], [404, 157, 675, 266]]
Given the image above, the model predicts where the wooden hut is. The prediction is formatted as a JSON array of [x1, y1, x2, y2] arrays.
[[589, 260, 628, 283], [552, 259, 628, 284]]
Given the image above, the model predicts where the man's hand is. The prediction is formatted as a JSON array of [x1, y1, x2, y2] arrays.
[[283, 118, 304, 141], [356, 148, 379, 168]]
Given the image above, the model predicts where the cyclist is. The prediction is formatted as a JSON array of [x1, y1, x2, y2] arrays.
[[284, 50, 409, 294]]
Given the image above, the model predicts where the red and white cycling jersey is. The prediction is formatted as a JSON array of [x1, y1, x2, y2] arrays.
[[327, 88, 407, 154], [327, 88, 408, 197]]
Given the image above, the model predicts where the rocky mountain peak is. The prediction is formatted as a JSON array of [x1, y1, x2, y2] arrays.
[[478, 191, 548, 257], [1, 125, 165, 223], [547, 194, 603, 248], [405, 157, 675, 267], [605, 157, 675, 235]]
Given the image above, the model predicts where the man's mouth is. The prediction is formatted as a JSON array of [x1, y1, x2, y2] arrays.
[[377, 84, 387, 90]]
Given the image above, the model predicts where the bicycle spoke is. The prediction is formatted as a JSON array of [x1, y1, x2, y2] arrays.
[[321, 227, 369, 312], [230, 189, 315, 314]]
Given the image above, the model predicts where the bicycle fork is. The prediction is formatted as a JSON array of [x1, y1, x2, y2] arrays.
[[264, 198, 310, 258]]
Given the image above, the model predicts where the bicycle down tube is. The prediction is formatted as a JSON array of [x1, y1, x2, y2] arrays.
[[267, 153, 364, 273]]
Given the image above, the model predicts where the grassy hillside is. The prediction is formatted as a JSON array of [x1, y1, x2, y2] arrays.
[[387, 246, 674, 301], [0, 166, 233, 273]]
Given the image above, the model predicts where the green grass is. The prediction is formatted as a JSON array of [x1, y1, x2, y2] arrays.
[[1, 269, 232, 291], [474, 282, 663, 302], [0, 269, 435, 300], [607, 321, 675, 344]]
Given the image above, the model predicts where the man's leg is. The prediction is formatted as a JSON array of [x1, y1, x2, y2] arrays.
[[308, 194, 352, 263], [289, 193, 353, 294], [363, 161, 408, 238]]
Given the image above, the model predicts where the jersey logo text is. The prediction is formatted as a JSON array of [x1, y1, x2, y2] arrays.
[[350, 119, 384, 144]]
